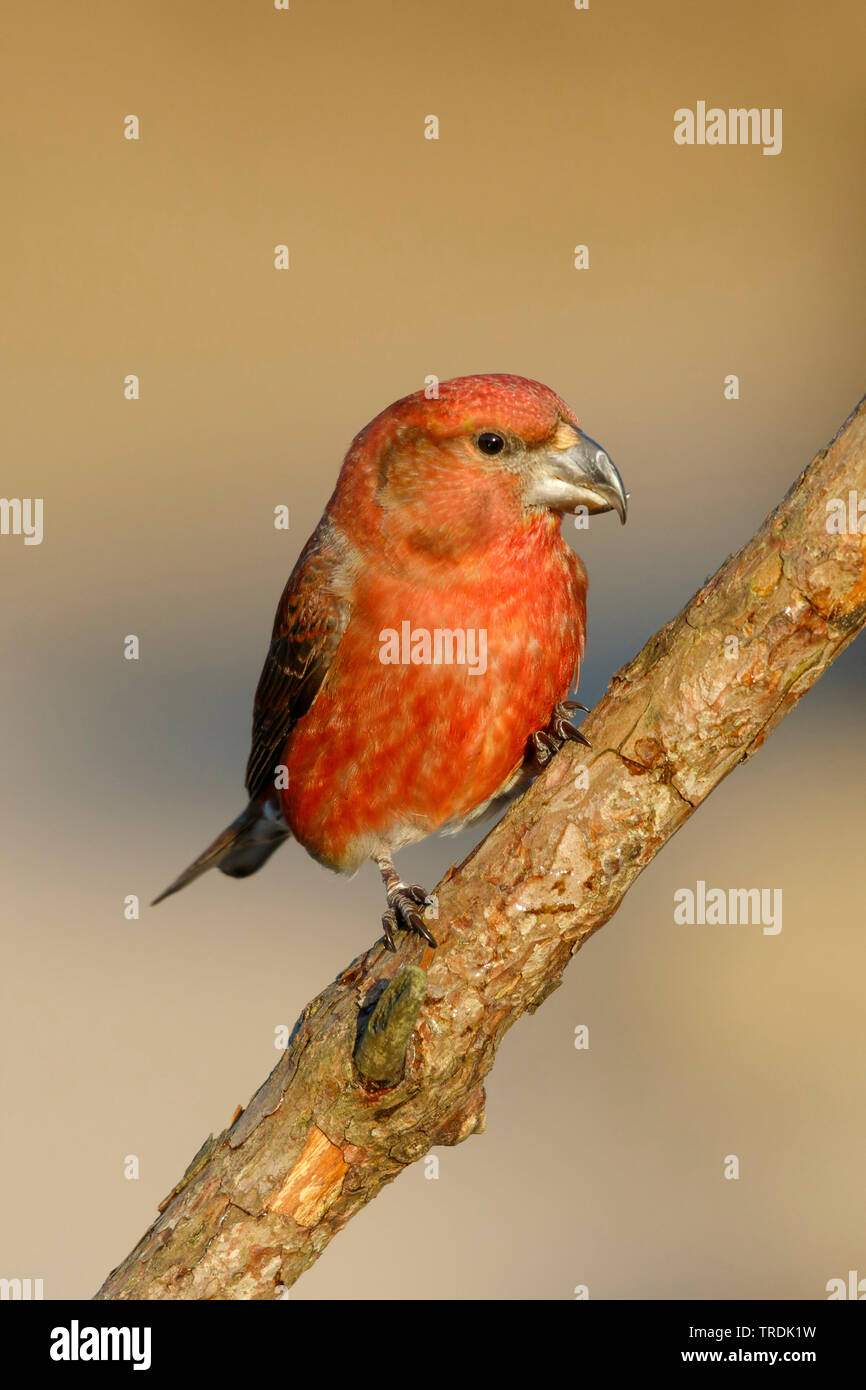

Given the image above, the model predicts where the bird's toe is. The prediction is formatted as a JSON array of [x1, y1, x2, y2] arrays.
[[382, 885, 438, 950]]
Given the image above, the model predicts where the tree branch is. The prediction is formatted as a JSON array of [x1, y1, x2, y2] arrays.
[[97, 393, 866, 1300]]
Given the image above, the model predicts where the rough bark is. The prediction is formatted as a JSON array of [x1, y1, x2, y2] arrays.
[[97, 393, 866, 1300]]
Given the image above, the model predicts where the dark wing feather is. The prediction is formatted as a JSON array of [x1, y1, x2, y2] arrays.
[[245, 521, 350, 798]]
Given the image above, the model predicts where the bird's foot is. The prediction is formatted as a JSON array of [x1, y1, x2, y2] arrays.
[[530, 700, 591, 767], [381, 882, 438, 952]]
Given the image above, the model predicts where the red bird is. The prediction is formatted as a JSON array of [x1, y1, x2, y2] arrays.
[[154, 374, 627, 948]]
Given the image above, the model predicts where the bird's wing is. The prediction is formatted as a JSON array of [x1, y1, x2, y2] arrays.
[[245, 520, 351, 799]]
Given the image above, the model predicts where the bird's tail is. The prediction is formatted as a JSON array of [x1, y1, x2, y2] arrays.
[[152, 797, 290, 906]]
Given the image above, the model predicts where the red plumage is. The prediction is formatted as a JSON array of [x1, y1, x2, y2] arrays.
[[154, 374, 627, 947]]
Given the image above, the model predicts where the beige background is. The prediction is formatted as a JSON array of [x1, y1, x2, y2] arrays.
[[1, 0, 864, 1299]]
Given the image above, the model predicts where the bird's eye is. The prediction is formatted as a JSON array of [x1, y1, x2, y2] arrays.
[[476, 432, 505, 456]]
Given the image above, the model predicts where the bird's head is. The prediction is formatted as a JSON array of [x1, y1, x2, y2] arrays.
[[329, 373, 627, 559]]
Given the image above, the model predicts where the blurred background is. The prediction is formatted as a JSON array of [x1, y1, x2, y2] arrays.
[[1, 0, 864, 1300]]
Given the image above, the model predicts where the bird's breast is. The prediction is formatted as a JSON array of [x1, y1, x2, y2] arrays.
[[281, 523, 586, 872]]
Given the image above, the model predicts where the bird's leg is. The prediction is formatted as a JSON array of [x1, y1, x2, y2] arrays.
[[375, 855, 437, 951], [529, 699, 591, 767]]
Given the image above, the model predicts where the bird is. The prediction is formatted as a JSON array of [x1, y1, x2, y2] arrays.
[[153, 373, 627, 949]]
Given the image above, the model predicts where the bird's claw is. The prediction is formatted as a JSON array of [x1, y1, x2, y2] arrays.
[[382, 883, 438, 952], [530, 700, 591, 766]]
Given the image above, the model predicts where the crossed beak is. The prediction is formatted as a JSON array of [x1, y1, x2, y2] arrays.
[[530, 428, 628, 524]]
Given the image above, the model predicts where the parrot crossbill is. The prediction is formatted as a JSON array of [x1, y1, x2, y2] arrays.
[[153, 374, 627, 948]]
